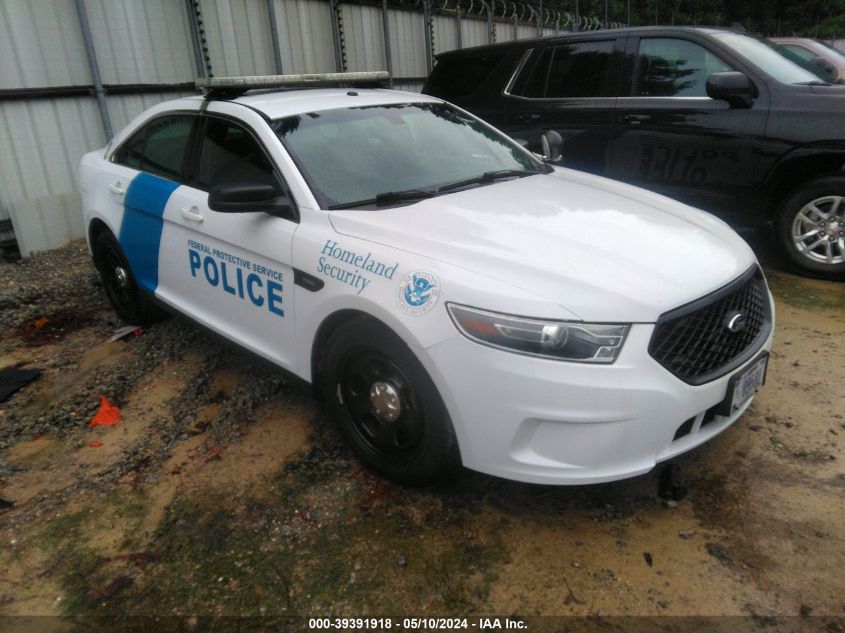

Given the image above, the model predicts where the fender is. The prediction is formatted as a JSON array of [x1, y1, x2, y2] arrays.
[[86, 215, 118, 253], [297, 291, 454, 385], [762, 142, 845, 208]]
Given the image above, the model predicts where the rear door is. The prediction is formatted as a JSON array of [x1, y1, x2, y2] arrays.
[[107, 112, 198, 295], [503, 36, 625, 175], [607, 34, 768, 220]]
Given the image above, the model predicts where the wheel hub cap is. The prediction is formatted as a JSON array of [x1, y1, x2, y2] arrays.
[[114, 266, 129, 289], [792, 195, 845, 265], [369, 381, 402, 422]]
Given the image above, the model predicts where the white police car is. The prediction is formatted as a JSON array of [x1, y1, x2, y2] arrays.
[[79, 72, 774, 485]]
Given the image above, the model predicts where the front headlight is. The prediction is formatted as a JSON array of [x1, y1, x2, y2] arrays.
[[447, 303, 630, 363]]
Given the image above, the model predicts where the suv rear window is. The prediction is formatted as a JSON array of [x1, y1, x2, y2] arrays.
[[512, 41, 616, 98], [426, 53, 507, 100]]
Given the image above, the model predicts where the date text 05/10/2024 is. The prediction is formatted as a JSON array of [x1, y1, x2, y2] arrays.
[[307, 617, 527, 630]]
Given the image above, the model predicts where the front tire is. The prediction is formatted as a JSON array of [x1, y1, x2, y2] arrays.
[[319, 318, 460, 485], [775, 176, 845, 279], [93, 231, 157, 325]]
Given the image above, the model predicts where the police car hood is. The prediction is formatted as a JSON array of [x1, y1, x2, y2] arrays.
[[328, 168, 757, 322]]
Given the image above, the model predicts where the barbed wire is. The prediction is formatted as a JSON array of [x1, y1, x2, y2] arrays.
[[388, 0, 841, 39]]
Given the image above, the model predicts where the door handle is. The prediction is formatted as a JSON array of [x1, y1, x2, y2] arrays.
[[512, 113, 541, 123], [621, 114, 652, 125], [108, 182, 125, 195], [180, 206, 204, 223]]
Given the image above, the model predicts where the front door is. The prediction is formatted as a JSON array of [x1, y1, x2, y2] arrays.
[[607, 35, 768, 221], [159, 114, 299, 372]]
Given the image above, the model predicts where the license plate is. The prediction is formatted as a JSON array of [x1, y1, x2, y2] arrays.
[[730, 354, 768, 412]]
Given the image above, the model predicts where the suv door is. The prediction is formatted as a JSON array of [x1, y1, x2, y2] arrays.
[[160, 111, 299, 372], [503, 36, 625, 175], [607, 35, 768, 221]]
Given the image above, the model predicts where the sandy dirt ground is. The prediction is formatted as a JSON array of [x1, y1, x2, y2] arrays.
[[0, 240, 843, 631]]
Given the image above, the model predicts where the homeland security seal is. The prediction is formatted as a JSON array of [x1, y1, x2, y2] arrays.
[[396, 271, 440, 316]]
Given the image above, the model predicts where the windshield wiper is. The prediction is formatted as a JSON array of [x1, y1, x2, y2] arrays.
[[794, 80, 833, 86], [328, 169, 546, 210], [437, 169, 543, 193], [374, 189, 437, 206], [328, 188, 436, 210]]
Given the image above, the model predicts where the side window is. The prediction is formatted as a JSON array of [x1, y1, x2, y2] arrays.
[[426, 52, 508, 100], [634, 38, 732, 97], [511, 47, 552, 98], [511, 41, 615, 98], [196, 118, 278, 191], [114, 115, 194, 181], [546, 40, 616, 98]]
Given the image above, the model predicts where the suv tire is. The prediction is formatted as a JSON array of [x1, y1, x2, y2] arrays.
[[775, 176, 845, 279]]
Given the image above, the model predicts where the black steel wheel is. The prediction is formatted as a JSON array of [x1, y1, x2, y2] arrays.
[[339, 351, 425, 459], [93, 231, 155, 324], [320, 318, 460, 484]]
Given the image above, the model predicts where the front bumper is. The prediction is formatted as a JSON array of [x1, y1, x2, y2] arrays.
[[420, 309, 774, 485]]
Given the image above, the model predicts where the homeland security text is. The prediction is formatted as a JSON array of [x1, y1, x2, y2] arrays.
[[317, 240, 397, 294]]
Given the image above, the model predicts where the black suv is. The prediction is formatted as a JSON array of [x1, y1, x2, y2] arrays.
[[423, 27, 845, 279]]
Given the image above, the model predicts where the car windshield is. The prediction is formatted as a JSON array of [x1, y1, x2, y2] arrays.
[[714, 32, 823, 84], [273, 102, 541, 209]]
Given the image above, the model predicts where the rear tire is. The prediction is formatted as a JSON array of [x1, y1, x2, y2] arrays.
[[319, 318, 461, 485], [774, 176, 845, 279], [93, 231, 157, 325]]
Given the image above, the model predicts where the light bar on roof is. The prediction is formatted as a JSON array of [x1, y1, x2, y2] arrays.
[[196, 71, 389, 90]]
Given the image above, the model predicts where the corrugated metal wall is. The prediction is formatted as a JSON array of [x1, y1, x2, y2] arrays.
[[200, 0, 277, 76], [0, 0, 195, 256], [85, 0, 196, 84], [273, 0, 336, 73], [0, 0, 591, 256]]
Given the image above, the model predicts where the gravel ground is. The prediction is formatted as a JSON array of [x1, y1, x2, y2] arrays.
[[0, 239, 843, 631]]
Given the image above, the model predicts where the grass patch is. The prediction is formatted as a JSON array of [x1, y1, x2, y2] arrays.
[[38, 442, 508, 623], [766, 271, 845, 311]]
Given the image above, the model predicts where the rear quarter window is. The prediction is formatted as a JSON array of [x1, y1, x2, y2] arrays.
[[511, 40, 616, 98], [426, 52, 508, 100]]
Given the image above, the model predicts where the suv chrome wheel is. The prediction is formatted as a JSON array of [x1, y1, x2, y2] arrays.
[[791, 195, 845, 266], [777, 177, 845, 279]]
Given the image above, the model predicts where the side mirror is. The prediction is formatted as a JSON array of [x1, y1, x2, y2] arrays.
[[208, 181, 291, 215], [706, 71, 754, 108], [541, 130, 563, 162]]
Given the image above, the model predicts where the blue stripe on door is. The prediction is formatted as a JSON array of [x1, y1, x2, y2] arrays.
[[119, 173, 181, 293]]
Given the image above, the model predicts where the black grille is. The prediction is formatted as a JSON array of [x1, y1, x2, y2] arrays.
[[649, 267, 771, 385]]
